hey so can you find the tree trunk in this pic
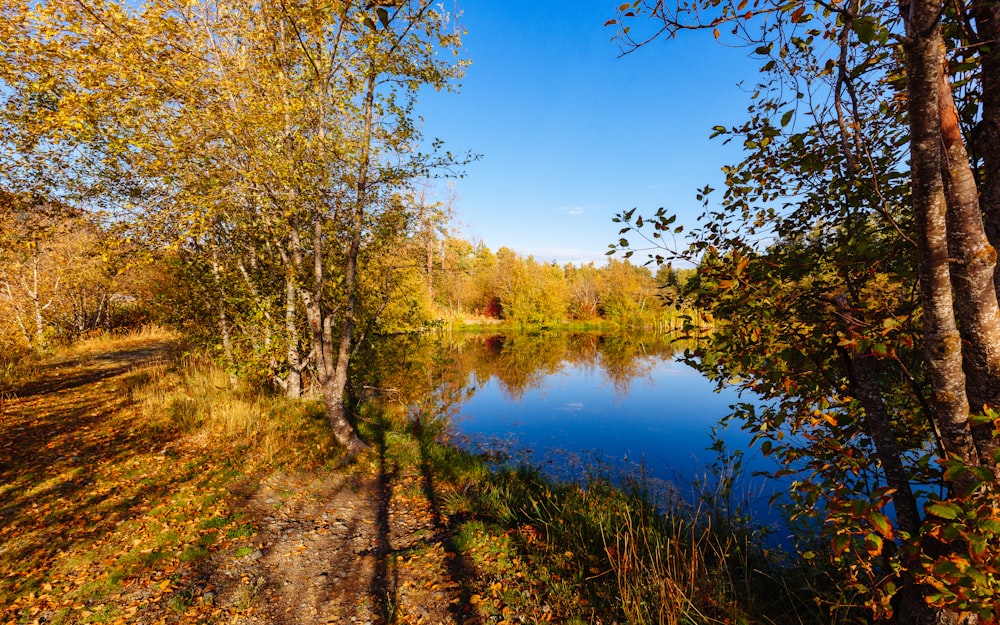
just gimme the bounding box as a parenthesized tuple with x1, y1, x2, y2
(210, 243, 237, 387)
(973, 0, 1000, 303)
(937, 64, 1000, 469)
(319, 65, 379, 457)
(284, 275, 302, 399)
(297, 223, 368, 458)
(903, 1, 981, 486)
(30, 252, 46, 349)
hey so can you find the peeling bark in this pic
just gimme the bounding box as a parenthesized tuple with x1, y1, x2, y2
(903, 4, 980, 482)
(972, 0, 1000, 302)
(938, 65, 1000, 468)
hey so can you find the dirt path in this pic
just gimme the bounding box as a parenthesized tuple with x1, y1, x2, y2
(223, 470, 478, 625)
(0, 334, 484, 625)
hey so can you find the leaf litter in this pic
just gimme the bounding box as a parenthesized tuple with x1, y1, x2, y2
(1, 334, 602, 625)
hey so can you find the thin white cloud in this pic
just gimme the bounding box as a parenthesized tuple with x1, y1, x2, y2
(514, 246, 610, 266)
(559, 206, 585, 216)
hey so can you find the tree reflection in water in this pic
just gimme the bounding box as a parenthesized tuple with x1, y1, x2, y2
(352, 331, 717, 480)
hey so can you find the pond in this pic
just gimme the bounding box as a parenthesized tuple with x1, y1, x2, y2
(364, 330, 784, 529)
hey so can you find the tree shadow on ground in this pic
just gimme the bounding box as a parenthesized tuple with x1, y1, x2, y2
(0, 341, 192, 623)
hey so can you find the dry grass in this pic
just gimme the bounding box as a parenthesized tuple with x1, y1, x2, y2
(63, 324, 179, 356)
(467, 465, 831, 625)
(134, 352, 336, 467)
(0, 326, 269, 625)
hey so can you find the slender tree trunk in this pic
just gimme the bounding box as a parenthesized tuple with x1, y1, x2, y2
(938, 65, 1000, 468)
(903, 2, 981, 485)
(973, 0, 1000, 303)
(833, 292, 928, 624)
(969, 0, 1000, 469)
(285, 275, 302, 399)
(29, 252, 45, 348)
(835, 300, 922, 534)
(209, 244, 237, 386)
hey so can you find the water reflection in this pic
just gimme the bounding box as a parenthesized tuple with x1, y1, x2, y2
(357, 329, 782, 534)
(362, 331, 739, 461)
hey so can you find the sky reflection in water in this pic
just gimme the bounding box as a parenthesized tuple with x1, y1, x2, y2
(447, 349, 783, 525)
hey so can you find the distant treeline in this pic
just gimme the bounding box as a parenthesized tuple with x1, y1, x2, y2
(425, 240, 698, 328)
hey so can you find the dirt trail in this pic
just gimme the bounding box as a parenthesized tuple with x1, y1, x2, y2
(225, 470, 477, 625)
(0, 336, 482, 625)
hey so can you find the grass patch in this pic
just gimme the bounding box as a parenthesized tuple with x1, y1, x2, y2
(234, 545, 255, 558)
(178, 547, 210, 563)
(0, 342, 37, 392)
(226, 524, 255, 540)
(136, 355, 336, 466)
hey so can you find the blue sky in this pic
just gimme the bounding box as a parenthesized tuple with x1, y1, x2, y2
(416, 1, 761, 265)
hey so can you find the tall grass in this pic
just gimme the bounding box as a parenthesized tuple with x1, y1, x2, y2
(467, 464, 840, 625)
(63, 323, 178, 355)
(133, 352, 336, 468)
(0, 343, 35, 395)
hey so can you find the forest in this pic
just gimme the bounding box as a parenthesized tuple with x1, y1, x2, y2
(3, 0, 1000, 624)
(0, 200, 696, 373)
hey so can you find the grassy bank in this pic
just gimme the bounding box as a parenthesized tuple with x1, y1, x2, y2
(435, 311, 712, 335)
(1, 329, 845, 624)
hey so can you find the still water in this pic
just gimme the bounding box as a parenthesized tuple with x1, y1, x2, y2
(372, 331, 782, 524)
(455, 357, 750, 484)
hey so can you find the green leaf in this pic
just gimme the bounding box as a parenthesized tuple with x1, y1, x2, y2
(831, 533, 851, 557)
(870, 511, 893, 539)
(865, 533, 883, 555)
(376, 7, 390, 29)
(926, 502, 961, 520)
(780, 109, 794, 127)
(853, 17, 876, 44)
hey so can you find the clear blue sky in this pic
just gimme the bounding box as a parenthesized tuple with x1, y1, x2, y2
(416, 1, 761, 266)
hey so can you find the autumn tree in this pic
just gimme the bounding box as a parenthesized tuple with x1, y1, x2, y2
(0, 0, 468, 456)
(610, 0, 1000, 620)
(565, 262, 602, 320)
(597, 258, 658, 324)
(0, 191, 118, 349)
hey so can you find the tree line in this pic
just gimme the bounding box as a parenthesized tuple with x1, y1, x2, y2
(0, 190, 695, 368)
(424, 239, 697, 327)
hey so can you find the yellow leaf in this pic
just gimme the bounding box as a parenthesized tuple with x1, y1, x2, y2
(469, 594, 482, 605)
